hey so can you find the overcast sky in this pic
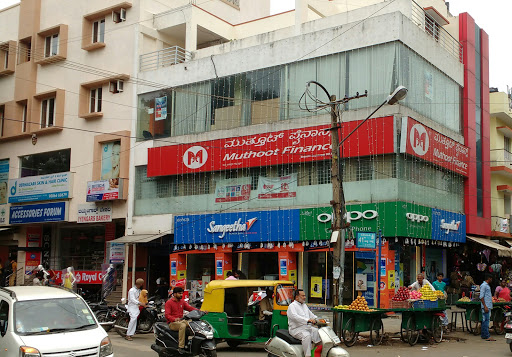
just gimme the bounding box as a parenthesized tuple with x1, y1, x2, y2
(0, 0, 509, 92)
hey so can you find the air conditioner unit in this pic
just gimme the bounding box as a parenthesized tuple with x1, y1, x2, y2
(112, 11, 120, 23)
(117, 80, 124, 93)
(120, 8, 126, 21)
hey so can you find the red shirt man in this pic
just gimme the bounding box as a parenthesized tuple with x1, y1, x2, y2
(165, 287, 197, 353)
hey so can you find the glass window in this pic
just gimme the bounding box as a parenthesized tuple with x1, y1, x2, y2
(0, 105, 4, 136)
(14, 298, 96, 334)
(92, 19, 105, 43)
(20, 149, 70, 177)
(276, 285, 294, 306)
(44, 33, 59, 57)
(41, 97, 55, 128)
(59, 225, 106, 270)
(90, 87, 102, 113)
(0, 300, 8, 328)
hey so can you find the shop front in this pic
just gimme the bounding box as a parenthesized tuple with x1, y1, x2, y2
(171, 209, 301, 298)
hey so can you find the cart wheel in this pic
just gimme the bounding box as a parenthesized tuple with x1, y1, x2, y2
(400, 322, 408, 343)
(406, 316, 419, 346)
(432, 316, 443, 343)
(370, 317, 384, 346)
(342, 318, 358, 347)
(493, 308, 505, 335)
(468, 309, 481, 336)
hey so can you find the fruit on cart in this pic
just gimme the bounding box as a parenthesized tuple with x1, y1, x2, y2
(434, 290, 445, 299)
(410, 290, 422, 299)
(492, 297, 499, 303)
(419, 285, 437, 301)
(458, 296, 471, 302)
(499, 298, 507, 302)
(347, 296, 372, 311)
(392, 287, 410, 301)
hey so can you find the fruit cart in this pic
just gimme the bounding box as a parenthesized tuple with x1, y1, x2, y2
(455, 300, 509, 335)
(332, 307, 390, 347)
(391, 306, 446, 346)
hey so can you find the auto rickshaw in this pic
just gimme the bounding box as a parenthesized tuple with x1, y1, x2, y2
(200, 280, 295, 347)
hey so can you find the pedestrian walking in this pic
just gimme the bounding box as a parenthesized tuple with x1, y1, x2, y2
(480, 274, 495, 341)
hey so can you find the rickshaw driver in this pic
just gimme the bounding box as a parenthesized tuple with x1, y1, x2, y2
(165, 287, 198, 354)
(287, 289, 321, 357)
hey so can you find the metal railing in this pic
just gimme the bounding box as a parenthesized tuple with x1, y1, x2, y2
(411, 0, 463, 63)
(139, 46, 192, 72)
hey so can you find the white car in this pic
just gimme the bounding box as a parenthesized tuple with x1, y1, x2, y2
(0, 286, 113, 357)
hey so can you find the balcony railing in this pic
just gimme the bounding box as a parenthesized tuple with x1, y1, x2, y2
(411, 0, 463, 63)
(491, 149, 512, 167)
(139, 46, 192, 72)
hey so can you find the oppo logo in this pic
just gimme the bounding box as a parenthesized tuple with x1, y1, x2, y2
(317, 210, 378, 224)
(406, 213, 429, 222)
(183, 146, 208, 169)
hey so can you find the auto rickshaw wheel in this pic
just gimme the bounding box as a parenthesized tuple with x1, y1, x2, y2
(226, 340, 241, 348)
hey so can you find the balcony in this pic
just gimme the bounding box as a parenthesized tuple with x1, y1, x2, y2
(139, 46, 192, 72)
(491, 149, 512, 178)
(411, 0, 462, 63)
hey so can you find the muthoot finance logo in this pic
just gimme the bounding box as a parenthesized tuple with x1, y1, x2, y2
(410, 124, 429, 156)
(183, 146, 208, 169)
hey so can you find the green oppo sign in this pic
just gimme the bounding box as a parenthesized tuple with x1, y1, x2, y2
(299, 201, 432, 241)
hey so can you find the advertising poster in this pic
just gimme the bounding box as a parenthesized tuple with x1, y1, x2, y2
(356, 232, 376, 249)
(0, 159, 8, 205)
(10, 202, 68, 224)
(8, 172, 72, 203)
(310, 276, 322, 298)
(155, 96, 167, 121)
(216, 260, 223, 276)
(355, 273, 367, 291)
(214, 177, 251, 203)
(86, 179, 122, 201)
(381, 258, 386, 277)
(171, 261, 177, 276)
(280, 259, 288, 276)
(101, 141, 121, 180)
(388, 270, 396, 289)
(257, 174, 297, 199)
(109, 242, 125, 264)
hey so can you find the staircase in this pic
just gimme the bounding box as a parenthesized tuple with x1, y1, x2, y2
(105, 286, 124, 306)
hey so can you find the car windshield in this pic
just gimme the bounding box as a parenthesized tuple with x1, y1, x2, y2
(14, 297, 96, 335)
(276, 285, 294, 306)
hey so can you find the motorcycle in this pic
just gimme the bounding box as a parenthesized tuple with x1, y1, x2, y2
(95, 305, 118, 332)
(114, 299, 163, 337)
(503, 307, 512, 352)
(151, 310, 216, 357)
(265, 321, 350, 357)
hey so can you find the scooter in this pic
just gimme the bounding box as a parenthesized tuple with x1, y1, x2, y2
(151, 310, 216, 357)
(503, 307, 512, 352)
(265, 321, 350, 357)
(114, 299, 162, 337)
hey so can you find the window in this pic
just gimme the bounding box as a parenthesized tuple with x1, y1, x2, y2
(0, 105, 4, 136)
(109, 80, 123, 94)
(20, 149, 71, 177)
(0, 300, 8, 329)
(21, 103, 28, 133)
(44, 34, 59, 57)
(1, 46, 8, 69)
(90, 87, 102, 113)
(316, 161, 331, 185)
(112, 8, 126, 23)
(505, 137, 512, 163)
(18, 37, 31, 64)
(40, 98, 55, 128)
(356, 159, 373, 181)
(505, 194, 511, 216)
(92, 19, 105, 44)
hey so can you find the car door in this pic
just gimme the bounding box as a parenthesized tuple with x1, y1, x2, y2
(0, 298, 18, 357)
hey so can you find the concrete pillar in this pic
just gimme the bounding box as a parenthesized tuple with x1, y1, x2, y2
(131, 243, 136, 288)
(185, 20, 197, 53)
(295, 0, 308, 35)
(122, 243, 129, 299)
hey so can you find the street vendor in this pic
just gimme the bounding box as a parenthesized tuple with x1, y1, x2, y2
(494, 278, 511, 302)
(408, 273, 434, 291)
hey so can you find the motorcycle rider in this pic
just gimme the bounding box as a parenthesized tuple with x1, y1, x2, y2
(165, 287, 198, 354)
(126, 278, 147, 341)
(287, 289, 322, 357)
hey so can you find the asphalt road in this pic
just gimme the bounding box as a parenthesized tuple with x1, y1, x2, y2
(109, 330, 512, 357)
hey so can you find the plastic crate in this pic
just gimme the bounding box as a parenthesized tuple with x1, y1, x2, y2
(423, 300, 438, 309)
(412, 300, 426, 309)
(390, 300, 410, 309)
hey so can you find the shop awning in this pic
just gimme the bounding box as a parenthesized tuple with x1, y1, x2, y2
(505, 240, 512, 248)
(467, 236, 512, 257)
(110, 233, 166, 244)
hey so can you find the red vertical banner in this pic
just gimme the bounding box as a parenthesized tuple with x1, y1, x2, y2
(25, 226, 42, 274)
(170, 253, 187, 288)
(278, 251, 297, 283)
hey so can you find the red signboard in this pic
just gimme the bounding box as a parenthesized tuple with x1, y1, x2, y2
(400, 117, 469, 176)
(54, 270, 104, 285)
(148, 116, 395, 177)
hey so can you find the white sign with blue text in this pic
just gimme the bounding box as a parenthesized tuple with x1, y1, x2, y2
(8, 172, 73, 203)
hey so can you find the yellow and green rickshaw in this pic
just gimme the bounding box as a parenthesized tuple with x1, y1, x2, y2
(200, 279, 295, 347)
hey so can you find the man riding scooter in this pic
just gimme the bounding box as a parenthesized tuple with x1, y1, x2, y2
(165, 287, 198, 354)
(287, 289, 322, 357)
